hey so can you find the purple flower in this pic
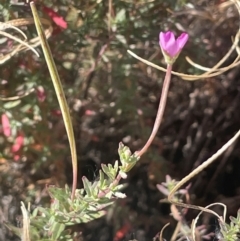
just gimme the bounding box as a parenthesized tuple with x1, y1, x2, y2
(159, 31, 188, 64)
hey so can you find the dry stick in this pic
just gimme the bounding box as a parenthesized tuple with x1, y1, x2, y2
(0, 18, 52, 64)
(108, 0, 112, 34)
(170, 221, 181, 241)
(166, 129, 240, 216)
(191, 202, 227, 241)
(0, 30, 39, 58)
(127, 49, 240, 81)
(137, 64, 172, 157)
(186, 31, 240, 73)
(0, 88, 35, 101)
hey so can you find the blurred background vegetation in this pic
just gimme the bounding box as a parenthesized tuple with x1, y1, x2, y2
(1, 0, 240, 240)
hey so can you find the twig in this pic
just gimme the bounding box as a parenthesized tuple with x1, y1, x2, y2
(166, 129, 240, 215)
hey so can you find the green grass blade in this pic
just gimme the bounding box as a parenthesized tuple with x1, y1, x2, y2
(30, 2, 78, 200)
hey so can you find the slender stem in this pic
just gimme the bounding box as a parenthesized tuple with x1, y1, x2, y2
(83, 62, 172, 198)
(137, 64, 172, 157)
(97, 65, 172, 198)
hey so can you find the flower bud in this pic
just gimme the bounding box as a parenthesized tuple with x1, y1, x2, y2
(159, 31, 189, 64)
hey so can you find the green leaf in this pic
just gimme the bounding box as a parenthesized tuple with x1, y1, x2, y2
(30, 1, 78, 201)
(51, 222, 65, 240)
(114, 161, 118, 172)
(3, 100, 21, 109)
(4, 222, 22, 238)
(101, 163, 109, 175)
(120, 161, 136, 172)
(118, 143, 139, 172)
(91, 181, 99, 197)
(108, 164, 117, 179)
(82, 176, 92, 196)
(116, 34, 127, 45)
(115, 9, 126, 23)
(80, 210, 105, 223)
(101, 164, 113, 180)
(99, 170, 105, 189)
(113, 184, 126, 191)
(101, 163, 117, 180)
(118, 142, 131, 163)
(48, 187, 68, 202)
(48, 187, 71, 211)
(20, 104, 32, 112)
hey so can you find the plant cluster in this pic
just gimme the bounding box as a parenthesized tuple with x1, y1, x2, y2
(5, 143, 138, 240)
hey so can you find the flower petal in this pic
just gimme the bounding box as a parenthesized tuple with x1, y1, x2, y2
(159, 30, 189, 64)
(159, 31, 175, 51)
(42, 6, 67, 29)
(176, 33, 189, 50)
(159, 31, 179, 57)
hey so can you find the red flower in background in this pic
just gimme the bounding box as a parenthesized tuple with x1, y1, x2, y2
(11, 133, 24, 153)
(114, 223, 132, 241)
(42, 6, 67, 29)
(11, 132, 24, 161)
(36, 86, 47, 103)
(1, 113, 11, 137)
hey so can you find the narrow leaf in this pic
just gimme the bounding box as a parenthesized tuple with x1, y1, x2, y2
(3, 100, 21, 109)
(30, 2, 78, 199)
(82, 176, 92, 196)
(51, 222, 65, 240)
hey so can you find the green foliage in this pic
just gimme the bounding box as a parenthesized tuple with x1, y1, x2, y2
(2, 1, 240, 241)
(5, 143, 139, 240)
(219, 210, 240, 241)
(118, 142, 139, 173)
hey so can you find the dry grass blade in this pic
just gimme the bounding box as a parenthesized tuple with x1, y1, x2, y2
(184, 30, 240, 77)
(170, 222, 181, 241)
(191, 203, 226, 241)
(0, 88, 35, 101)
(128, 45, 240, 81)
(0, 30, 39, 60)
(159, 223, 170, 241)
(20, 202, 31, 241)
(0, 18, 53, 64)
(166, 129, 240, 216)
(0, 22, 27, 39)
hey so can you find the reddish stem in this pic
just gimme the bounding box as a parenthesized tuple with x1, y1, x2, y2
(137, 64, 172, 157)
(97, 64, 172, 199)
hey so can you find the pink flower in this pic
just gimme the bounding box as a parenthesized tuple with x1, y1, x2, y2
(1, 113, 11, 137)
(51, 109, 62, 116)
(13, 154, 20, 161)
(36, 86, 46, 103)
(159, 31, 188, 64)
(84, 110, 96, 116)
(11, 133, 24, 153)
